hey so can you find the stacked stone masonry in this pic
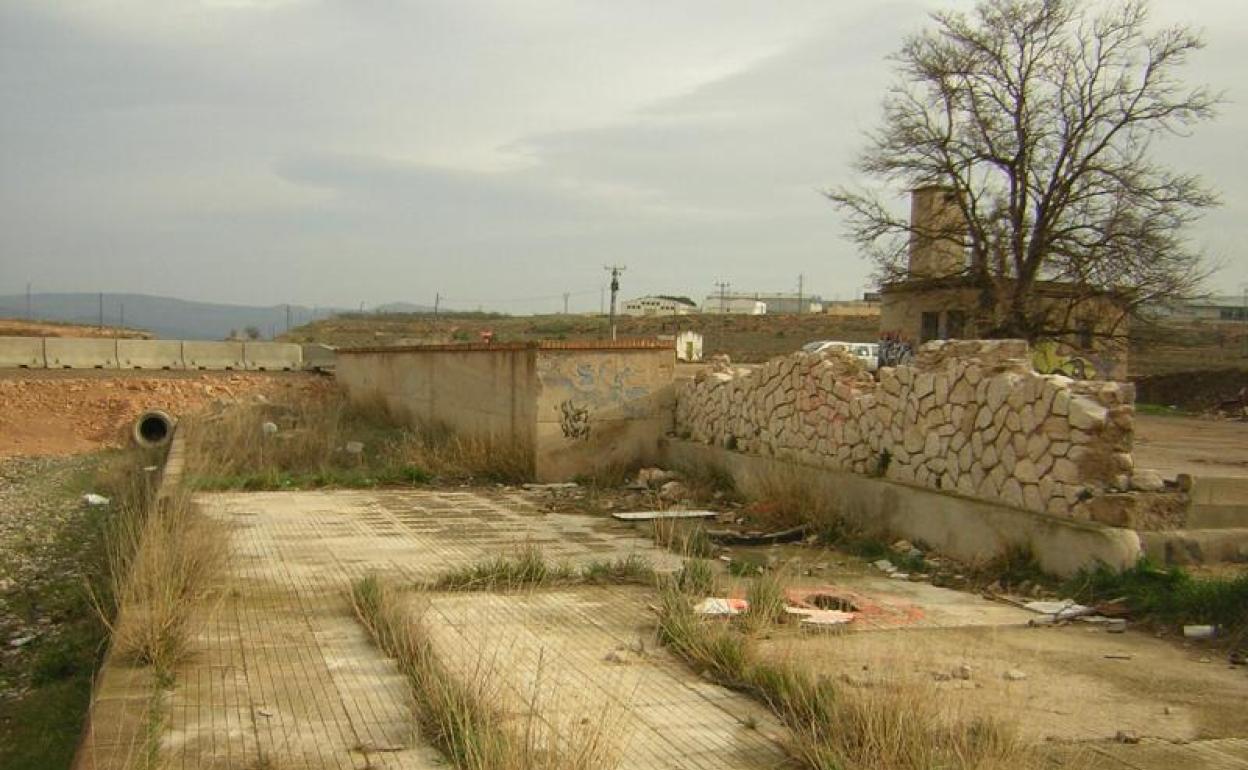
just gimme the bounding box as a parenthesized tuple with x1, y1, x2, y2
(676, 340, 1137, 519)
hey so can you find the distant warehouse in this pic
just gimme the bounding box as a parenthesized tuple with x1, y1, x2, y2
(620, 295, 698, 317)
(701, 292, 822, 315)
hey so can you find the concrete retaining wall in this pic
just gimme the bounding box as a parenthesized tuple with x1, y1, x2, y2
(117, 339, 184, 369)
(336, 341, 675, 480)
(534, 348, 675, 480)
(44, 338, 118, 368)
(183, 341, 245, 370)
(337, 345, 539, 457)
(243, 342, 303, 371)
(0, 337, 46, 367)
(664, 439, 1142, 577)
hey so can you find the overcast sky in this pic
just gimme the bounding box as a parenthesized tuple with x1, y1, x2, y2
(1, 0, 1244, 313)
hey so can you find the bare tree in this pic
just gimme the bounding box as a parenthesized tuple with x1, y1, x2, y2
(828, 0, 1220, 341)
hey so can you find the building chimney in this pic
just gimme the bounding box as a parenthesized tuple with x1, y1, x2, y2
(908, 185, 968, 279)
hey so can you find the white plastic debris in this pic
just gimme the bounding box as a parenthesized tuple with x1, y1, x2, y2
(261, 421, 279, 436)
(1022, 600, 1093, 620)
(872, 559, 896, 573)
(694, 598, 748, 616)
(1183, 625, 1217, 640)
(82, 493, 110, 507)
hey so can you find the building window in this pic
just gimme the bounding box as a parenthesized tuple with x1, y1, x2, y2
(946, 310, 966, 339)
(920, 312, 940, 343)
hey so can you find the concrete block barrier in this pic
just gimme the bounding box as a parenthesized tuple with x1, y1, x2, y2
(243, 342, 303, 371)
(117, 339, 185, 370)
(44, 338, 118, 369)
(183, 341, 245, 370)
(0, 336, 46, 367)
(301, 343, 337, 371)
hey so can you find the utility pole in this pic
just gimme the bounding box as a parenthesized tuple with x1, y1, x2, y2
(433, 292, 441, 322)
(562, 292, 570, 315)
(285, 303, 292, 332)
(119, 303, 125, 330)
(98, 292, 104, 329)
(797, 273, 804, 315)
(25, 283, 31, 319)
(604, 265, 626, 340)
(714, 281, 731, 354)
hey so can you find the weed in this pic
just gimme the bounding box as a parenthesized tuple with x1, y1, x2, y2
(652, 578, 1044, 770)
(742, 571, 788, 631)
(674, 559, 715, 597)
(1065, 559, 1248, 633)
(350, 576, 624, 770)
(431, 546, 573, 591)
(578, 554, 655, 586)
(726, 555, 767, 577)
(649, 519, 714, 558)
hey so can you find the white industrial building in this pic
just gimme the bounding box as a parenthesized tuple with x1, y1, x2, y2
(700, 296, 768, 315)
(621, 295, 698, 317)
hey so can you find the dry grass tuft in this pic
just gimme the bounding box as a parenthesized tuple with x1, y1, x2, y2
(430, 548, 654, 592)
(101, 486, 229, 674)
(182, 390, 532, 489)
(647, 519, 714, 558)
(350, 576, 624, 770)
(653, 578, 1046, 770)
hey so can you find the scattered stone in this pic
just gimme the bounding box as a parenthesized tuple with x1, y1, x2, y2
(1129, 469, 1165, 492)
(1115, 730, 1140, 745)
(872, 559, 896, 573)
(955, 663, 973, 681)
(888, 572, 910, 580)
(1183, 625, 1217, 640)
(636, 467, 678, 488)
(1003, 669, 1027, 681)
(603, 650, 627, 665)
(344, 440, 365, 455)
(261, 421, 279, 435)
(658, 480, 689, 502)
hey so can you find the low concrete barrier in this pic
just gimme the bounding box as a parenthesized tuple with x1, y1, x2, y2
(183, 341, 245, 370)
(44, 338, 118, 369)
(664, 439, 1142, 577)
(0, 336, 45, 367)
(302, 343, 337, 371)
(117, 340, 184, 370)
(242, 342, 302, 371)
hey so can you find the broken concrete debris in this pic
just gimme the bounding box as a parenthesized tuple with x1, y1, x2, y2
(1003, 669, 1028, 681)
(694, 597, 748, 616)
(1183, 624, 1218, 640)
(611, 510, 717, 522)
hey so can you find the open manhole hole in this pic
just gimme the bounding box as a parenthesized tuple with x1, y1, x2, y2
(807, 593, 861, 613)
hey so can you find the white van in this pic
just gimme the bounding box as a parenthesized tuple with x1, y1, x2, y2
(802, 340, 879, 372)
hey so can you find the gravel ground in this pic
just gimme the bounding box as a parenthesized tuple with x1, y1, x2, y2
(0, 454, 103, 702)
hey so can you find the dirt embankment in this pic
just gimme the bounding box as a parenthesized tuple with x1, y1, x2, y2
(0, 372, 331, 458)
(0, 317, 150, 339)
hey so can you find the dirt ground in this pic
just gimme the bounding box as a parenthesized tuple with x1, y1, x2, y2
(1133, 414, 1248, 480)
(0, 318, 146, 339)
(0, 370, 331, 458)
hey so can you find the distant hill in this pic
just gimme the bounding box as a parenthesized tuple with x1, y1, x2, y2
(0, 293, 432, 341)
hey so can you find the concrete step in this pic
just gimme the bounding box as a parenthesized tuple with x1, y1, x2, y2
(1187, 503, 1248, 529)
(1183, 475, 1248, 506)
(1140, 528, 1248, 566)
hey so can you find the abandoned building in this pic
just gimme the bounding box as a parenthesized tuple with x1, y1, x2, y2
(879, 185, 1130, 379)
(702, 291, 823, 315)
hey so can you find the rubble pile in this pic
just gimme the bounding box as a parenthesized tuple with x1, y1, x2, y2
(677, 339, 1141, 518)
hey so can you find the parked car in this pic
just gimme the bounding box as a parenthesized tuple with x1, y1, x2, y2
(801, 340, 880, 371)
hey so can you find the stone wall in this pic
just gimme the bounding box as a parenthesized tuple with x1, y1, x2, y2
(675, 339, 1137, 518)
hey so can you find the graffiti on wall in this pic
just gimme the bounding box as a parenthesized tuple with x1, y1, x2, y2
(556, 399, 591, 440)
(1031, 341, 1097, 380)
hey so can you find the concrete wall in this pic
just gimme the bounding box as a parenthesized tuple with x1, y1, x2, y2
(665, 439, 1142, 577)
(242, 342, 303, 371)
(117, 339, 184, 369)
(336, 344, 539, 460)
(533, 346, 675, 481)
(335, 341, 675, 480)
(183, 341, 245, 370)
(44, 338, 118, 368)
(0, 336, 46, 367)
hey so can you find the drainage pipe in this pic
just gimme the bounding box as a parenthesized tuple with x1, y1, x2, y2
(132, 410, 175, 448)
